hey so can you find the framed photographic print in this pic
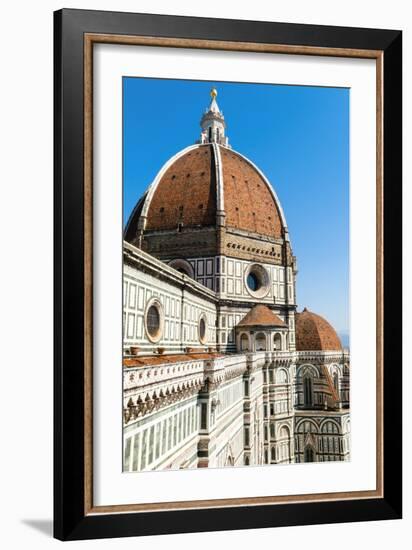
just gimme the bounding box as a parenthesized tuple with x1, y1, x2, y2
(54, 8, 402, 541)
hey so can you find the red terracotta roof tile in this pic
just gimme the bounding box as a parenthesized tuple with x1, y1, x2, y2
(136, 144, 283, 238)
(220, 147, 282, 238)
(237, 304, 286, 327)
(146, 146, 216, 230)
(123, 352, 223, 368)
(295, 308, 342, 351)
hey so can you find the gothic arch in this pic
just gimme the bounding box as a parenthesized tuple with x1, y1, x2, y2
(330, 363, 342, 375)
(277, 424, 291, 438)
(320, 419, 340, 433)
(277, 425, 291, 462)
(297, 364, 320, 379)
(296, 419, 319, 434)
(275, 368, 289, 384)
(329, 364, 342, 395)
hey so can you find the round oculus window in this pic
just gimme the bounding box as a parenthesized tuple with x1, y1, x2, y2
(244, 264, 270, 298)
(146, 305, 160, 337)
(145, 300, 164, 343)
(199, 316, 207, 344)
(247, 272, 261, 292)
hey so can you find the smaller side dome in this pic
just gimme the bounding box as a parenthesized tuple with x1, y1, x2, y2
(295, 308, 342, 351)
(238, 305, 286, 328)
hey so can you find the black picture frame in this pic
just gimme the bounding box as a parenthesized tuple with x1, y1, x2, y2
(54, 8, 402, 541)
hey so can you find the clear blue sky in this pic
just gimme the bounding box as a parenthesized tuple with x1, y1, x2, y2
(123, 77, 349, 333)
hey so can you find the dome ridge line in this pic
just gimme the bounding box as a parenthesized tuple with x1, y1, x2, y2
(212, 142, 225, 222)
(222, 145, 290, 244)
(139, 143, 202, 225)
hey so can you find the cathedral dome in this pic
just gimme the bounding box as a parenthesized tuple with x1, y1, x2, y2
(295, 308, 342, 351)
(125, 143, 286, 240)
(128, 144, 285, 238)
(124, 89, 288, 245)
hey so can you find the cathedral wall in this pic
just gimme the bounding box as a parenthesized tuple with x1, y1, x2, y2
(249, 366, 265, 466)
(263, 359, 296, 464)
(123, 244, 218, 354)
(124, 353, 250, 471)
(294, 412, 350, 463)
(217, 256, 294, 305)
(325, 361, 350, 408)
(215, 256, 296, 353)
(124, 394, 200, 471)
(150, 251, 297, 353)
(122, 245, 349, 470)
(208, 376, 245, 468)
(123, 348, 350, 470)
(294, 352, 349, 410)
(221, 232, 284, 262)
(155, 253, 295, 305)
(142, 226, 218, 261)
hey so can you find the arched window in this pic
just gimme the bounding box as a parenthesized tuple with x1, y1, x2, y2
(273, 333, 282, 350)
(271, 447, 276, 461)
(168, 259, 194, 278)
(276, 369, 288, 384)
(304, 446, 315, 462)
(322, 421, 339, 434)
(240, 333, 249, 351)
(278, 426, 291, 462)
(303, 376, 313, 407)
(255, 333, 266, 351)
(279, 426, 290, 440)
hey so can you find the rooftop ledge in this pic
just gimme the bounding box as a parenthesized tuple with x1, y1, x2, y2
(124, 352, 224, 368)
